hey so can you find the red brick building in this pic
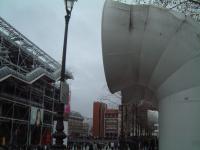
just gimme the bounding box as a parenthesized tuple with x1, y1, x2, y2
(93, 102, 107, 138)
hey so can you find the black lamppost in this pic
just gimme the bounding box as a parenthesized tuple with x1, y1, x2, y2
(51, 0, 77, 149)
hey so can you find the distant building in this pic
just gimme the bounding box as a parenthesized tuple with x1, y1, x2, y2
(82, 122, 89, 137)
(83, 117, 93, 136)
(68, 111, 84, 137)
(118, 105, 122, 137)
(104, 109, 119, 138)
(93, 101, 107, 138)
(121, 100, 156, 137)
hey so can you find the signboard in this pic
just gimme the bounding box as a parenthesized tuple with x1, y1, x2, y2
(147, 110, 158, 127)
(60, 81, 69, 104)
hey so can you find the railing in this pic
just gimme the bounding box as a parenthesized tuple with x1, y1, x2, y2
(0, 145, 51, 150)
(0, 66, 61, 83)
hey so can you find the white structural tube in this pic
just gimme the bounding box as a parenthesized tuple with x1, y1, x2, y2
(101, 0, 200, 150)
(159, 87, 200, 150)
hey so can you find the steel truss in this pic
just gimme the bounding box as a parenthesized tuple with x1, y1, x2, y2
(0, 16, 60, 73)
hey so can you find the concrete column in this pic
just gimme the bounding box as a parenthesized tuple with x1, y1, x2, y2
(159, 87, 200, 150)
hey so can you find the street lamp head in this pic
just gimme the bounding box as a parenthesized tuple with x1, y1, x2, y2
(64, 0, 77, 14)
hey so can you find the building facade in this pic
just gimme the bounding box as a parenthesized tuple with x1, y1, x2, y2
(68, 111, 84, 137)
(83, 117, 93, 136)
(82, 122, 89, 137)
(92, 101, 107, 138)
(104, 109, 119, 138)
(121, 100, 156, 138)
(0, 17, 71, 146)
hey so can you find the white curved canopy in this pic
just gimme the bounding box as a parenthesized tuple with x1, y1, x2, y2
(102, 1, 200, 149)
(102, 0, 200, 101)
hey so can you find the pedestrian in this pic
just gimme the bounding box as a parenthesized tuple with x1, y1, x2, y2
(110, 142, 114, 150)
(89, 143, 93, 150)
(114, 141, 118, 150)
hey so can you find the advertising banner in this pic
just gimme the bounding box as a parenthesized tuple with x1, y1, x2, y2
(30, 106, 44, 125)
(60, 81, 69, 104)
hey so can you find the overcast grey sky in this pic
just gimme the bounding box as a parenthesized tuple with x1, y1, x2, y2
(0, 0, 119, 117)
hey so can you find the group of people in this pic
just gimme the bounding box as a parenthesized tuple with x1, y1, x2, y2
(0, 135, 158, 150)
(66, 136, 158, 150)
(67, 141, 119, 150)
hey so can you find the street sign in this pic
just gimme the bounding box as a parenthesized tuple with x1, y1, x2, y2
(60, 81, 69, 104)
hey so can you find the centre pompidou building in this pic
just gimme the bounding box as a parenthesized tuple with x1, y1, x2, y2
(0, 16, 72, 147)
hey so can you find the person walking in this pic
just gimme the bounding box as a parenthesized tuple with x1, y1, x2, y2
(89, 143, 93, 150)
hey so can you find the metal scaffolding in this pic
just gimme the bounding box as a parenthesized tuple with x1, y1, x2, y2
(0, 16, 60, 72)
(0, 16, 71, 147)
(0, 77, 59, 146)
